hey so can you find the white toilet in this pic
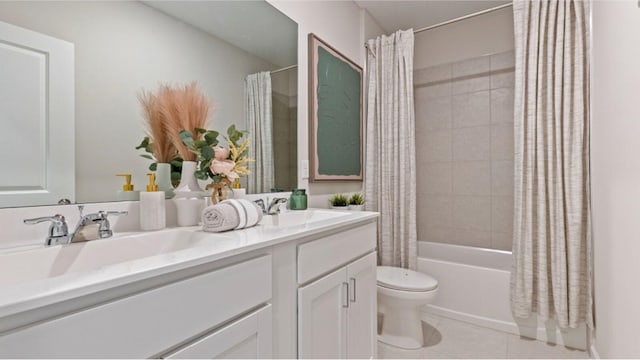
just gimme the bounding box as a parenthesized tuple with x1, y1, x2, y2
(377, 266, 438, 349)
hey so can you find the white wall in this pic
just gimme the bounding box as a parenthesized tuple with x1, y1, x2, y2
(0, 1, 274, 203)
(267, 0, 365, 205)
(591, 0, 640, 357)
(414, 7, 514, 69)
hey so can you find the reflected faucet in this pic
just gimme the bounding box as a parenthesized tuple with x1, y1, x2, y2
(254, 197, 288, 215)
(267, 198, 288, 215)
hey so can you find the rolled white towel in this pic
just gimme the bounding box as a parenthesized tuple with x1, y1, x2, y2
(222, 199, 247, 229)
(237, 199, 263, 227)
(202, 203, 240, 233)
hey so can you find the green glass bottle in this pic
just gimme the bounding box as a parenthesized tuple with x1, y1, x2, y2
(289, 189, 308, 210)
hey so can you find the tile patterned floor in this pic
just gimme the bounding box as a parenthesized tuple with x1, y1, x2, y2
(377, 314, 590, 359)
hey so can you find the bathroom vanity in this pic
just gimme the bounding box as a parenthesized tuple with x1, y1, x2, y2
(0, 209, 378, 358)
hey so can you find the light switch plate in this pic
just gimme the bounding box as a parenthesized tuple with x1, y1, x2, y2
(301, 160, 309, 179)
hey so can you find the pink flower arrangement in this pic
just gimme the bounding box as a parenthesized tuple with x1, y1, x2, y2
(210, 157, 239, 181)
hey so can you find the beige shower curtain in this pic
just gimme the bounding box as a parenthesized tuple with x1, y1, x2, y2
(364, 30, 417, 269)
(245, 72, 274, 193)
(511, 0, 592, 328)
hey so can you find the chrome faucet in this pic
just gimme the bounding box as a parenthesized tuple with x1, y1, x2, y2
(253, 197, 288, 215)
(71, 206, 128, 242)
(24, 206, 128, 246)
(23, 214, 71, 246)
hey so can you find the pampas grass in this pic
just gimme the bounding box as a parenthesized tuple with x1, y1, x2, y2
(158, 82, 212, 161)
(138, 90, 176, 163)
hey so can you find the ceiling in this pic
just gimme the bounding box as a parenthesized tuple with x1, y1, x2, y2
(142, 1, 297, 68)
(355, 0, 511, 34)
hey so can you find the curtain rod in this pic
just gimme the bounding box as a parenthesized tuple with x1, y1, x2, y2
(414, 3, 512, 34)
(364, 2, 512, 48)
(270, 64, 297, 75)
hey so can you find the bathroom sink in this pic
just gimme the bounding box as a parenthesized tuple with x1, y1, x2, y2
(259, 209, 351, 227)
(0, 229, 228, 286)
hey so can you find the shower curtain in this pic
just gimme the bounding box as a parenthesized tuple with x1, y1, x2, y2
(364, 30, 417, 269)
(245, 72, 274, 193)
(511, 0, 593, 329)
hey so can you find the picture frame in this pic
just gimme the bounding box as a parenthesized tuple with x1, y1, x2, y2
(308, 33, 363, 182)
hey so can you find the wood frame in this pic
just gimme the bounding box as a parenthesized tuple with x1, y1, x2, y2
(308, 33, 363, 182)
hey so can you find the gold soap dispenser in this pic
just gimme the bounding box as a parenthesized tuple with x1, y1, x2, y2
(139, 173, 166, 231)
(116, 174, 140, 201)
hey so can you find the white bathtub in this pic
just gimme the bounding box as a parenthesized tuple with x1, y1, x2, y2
(417, 241, 587, 350)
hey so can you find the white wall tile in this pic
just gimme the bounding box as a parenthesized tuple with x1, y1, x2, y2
(453, 126, 491, 161)
(453, 195, 491, 231)
(419, 195, 453, 229)
(419, 130, 453, 162)
(417, 96, 452, 132)
(490, 50, 515, 71)
(491, 123, 515, 160)
(491, 88, 515, 124)
(453, 91, 491, 128)
(415, 63, 452, 84)
(453, 55, 491, 77)
(419, 162, 452, 195)
(492, 160, 514, 196)
(492, 195, 514, 234)
(453, 161, 491, 196)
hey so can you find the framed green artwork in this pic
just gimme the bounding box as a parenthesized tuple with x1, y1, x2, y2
(308, 33, 363, 181)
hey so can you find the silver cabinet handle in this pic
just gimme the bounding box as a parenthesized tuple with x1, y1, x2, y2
(342, 282, 349, 308)
(349, 277, 356, 303)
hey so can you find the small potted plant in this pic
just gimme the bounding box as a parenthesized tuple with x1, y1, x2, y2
(329, 194, 349, 210)
(348, 193, 365, 211)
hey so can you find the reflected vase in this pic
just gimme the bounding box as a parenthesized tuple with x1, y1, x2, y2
(156, 163, 175, 199)
(173, 160, 204, 226)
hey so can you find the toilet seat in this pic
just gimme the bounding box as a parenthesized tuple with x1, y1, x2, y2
(377, 266, 438, 292)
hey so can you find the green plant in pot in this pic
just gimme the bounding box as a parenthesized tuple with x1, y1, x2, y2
(329, 194, 349, 209)
(348, 193, 365, 211)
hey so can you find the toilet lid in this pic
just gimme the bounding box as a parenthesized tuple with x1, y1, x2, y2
(377, 266, 438, 292)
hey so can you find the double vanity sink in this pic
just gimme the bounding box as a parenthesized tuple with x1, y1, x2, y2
(0, 208, 378, 358)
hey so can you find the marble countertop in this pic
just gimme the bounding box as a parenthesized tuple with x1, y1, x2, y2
(0, 209, 378, 328)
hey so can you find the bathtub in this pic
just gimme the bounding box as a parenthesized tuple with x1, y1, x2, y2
(417, 241, 587, 350)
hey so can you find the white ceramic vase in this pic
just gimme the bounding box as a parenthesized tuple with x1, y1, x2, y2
(348, 204, 364, 211)
(173, 160, 204, 226)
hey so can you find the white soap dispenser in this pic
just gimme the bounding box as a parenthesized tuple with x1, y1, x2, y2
(140, 173, 166, 231)
(116, 174, 140, 201)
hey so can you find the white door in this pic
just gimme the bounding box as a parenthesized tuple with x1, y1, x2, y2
(298, 267, 348, 359)
(0, 20, 74, 207)
(166, 305, 272, 359)
(346, 252, 377, 359)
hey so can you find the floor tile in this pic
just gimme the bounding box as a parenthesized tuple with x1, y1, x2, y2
(422, 317, 508, 358)
(506, 334, 589, 359)
(377, 314, 589, 359)
(377, 342, 424, 359)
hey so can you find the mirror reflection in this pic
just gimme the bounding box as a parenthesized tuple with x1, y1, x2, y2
(0, 0, 297, 207)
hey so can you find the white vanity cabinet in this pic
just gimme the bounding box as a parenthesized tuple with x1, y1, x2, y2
(0, 255, 273, 358)
(297, 224, 377, 359)
(165, 304, 272, 359)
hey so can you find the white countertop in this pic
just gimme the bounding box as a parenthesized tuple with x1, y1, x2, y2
(0, 209, 378, 329)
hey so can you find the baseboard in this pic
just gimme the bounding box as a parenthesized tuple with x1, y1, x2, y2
(423, 305, 587, 350)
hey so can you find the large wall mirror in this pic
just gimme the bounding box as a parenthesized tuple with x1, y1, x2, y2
(0, 0, 298, 208)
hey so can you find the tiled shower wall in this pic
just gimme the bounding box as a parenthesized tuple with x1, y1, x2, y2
(272, 71, 298, 191)
(414, 51, 515, 251)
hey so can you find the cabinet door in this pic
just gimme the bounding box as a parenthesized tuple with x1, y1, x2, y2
(346, 252, 377, 359)
(166, 305, 272, 359)
(298, 267, 348, 359)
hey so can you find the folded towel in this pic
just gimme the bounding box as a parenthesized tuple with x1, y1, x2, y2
(202, 203, 240, 233)
(237, 199, 263, 227)
(223, 199, 247, 229)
